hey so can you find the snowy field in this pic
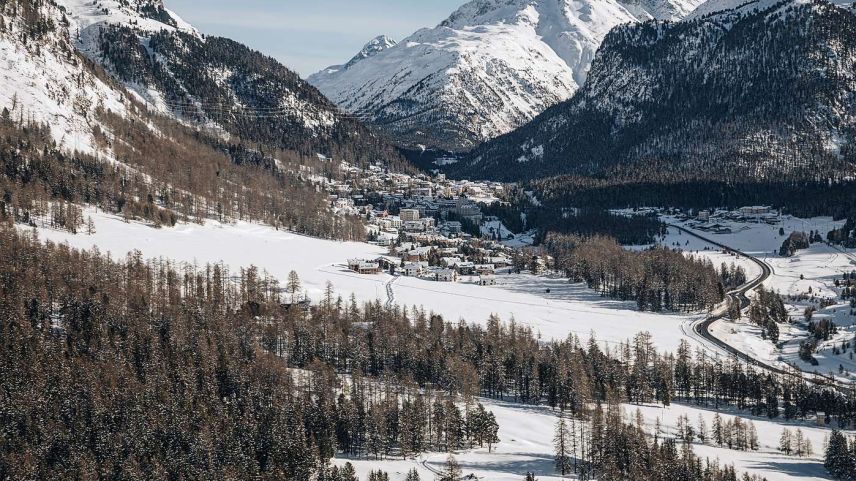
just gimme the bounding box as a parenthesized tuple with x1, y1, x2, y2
(661, 214, 856, 384)
(29, 208, 704, 352)
(336, 397, 845, 481)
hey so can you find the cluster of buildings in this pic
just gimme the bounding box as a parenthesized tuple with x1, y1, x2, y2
(306, 160, 546, 285)
(345, 237, 519, 286)
(319, 162, 519, 247)
(686, 206, 780, 233)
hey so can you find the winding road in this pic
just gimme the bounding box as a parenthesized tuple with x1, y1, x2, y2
(668, 224, 847, 392)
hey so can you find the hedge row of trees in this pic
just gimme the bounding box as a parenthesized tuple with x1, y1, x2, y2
(553, 407, 768, 481)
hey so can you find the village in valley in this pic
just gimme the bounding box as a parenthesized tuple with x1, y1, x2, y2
(316, 160, 545, 285)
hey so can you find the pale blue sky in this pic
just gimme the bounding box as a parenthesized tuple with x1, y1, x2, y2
(166, 0, 465, 77)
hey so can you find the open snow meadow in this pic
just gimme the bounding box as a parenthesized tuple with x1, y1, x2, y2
(335, 398, 839, 481)
(31, 208, 704, 352)
(658, 214, 856, 385)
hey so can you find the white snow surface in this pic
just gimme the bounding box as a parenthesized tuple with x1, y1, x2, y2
(0, 0, 198, 156)
(30, 208, 710, 353)
(60, 0, 197, 36)
(0, 2, 129, 156)
(662, 214, 856, 384)
(308, 0, 704, 149)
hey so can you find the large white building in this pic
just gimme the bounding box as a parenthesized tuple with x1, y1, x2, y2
(400, 208, 421, 222)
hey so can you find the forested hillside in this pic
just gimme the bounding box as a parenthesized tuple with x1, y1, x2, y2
(94, 26, 407, 167)
(0, 0, 415, 240)
(0, 107, 366, 239)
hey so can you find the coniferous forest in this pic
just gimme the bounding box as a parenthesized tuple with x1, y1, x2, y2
(2, 227, 854, 479)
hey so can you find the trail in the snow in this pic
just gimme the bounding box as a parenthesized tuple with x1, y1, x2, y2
(385, 276, 399, 309)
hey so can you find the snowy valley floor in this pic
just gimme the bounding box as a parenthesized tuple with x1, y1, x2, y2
(24, 208, 856, 480)
(31, 208, 704, 352)
(658, 216, 856, 385)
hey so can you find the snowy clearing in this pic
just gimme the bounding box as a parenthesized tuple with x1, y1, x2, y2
(336, 397, 846, 481)
(30, 208, 706, 352)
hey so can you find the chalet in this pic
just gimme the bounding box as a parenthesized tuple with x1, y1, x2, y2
(455, 261, 476, 275)
(347, 259, 381, 275)
(490, 256, 511, 267)
(403, 263, 424, 277)
(403, 220, 426, 232)
(440, 257, 463, 268)
(436, 269, 458, 283)
(405, 247, 432, 262)
(375, 256, 399, 271)
(475, 264, 496, 275)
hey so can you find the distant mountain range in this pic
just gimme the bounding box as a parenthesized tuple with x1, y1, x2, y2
(447, 0, 856, 186)
(308, 0, 705, 152)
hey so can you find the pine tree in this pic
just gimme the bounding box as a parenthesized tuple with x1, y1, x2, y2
(404, 468, 420, 481)
(697, 414, 707, 444)
(524, 472, 537, 481)
(795, 429, 805, 457)
(554, 414, 573, 476)
(712, 413, 723, 447)
(485, 411, 500, 452)
(339, 462, 359, 481)
(287, 270, 301, 303)
(779, 428, 793, 455)
(824, 431, 852, 478)
(748, 421, 759, 451)
(440, 454, 462, 481)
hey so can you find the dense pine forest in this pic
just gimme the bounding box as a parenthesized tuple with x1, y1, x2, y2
(529, 177, 856, 221)
(444, 0, 856, 220)
(1, 227, 853, 479)
(452, 0, 856, 184)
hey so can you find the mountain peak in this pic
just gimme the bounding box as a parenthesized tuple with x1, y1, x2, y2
(308, 0, 704, 151)
(345, 35, 397, 69)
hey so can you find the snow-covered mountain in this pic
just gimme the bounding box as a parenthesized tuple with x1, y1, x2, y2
(0, 0, 403, 165)
(317, 35, 397, 76)
(308, 0, 705, 151)
(448, 0, 856, 183)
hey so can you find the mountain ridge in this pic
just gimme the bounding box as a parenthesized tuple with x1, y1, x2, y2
(447, 0, 856, 185)
(308, 0, 705, 152)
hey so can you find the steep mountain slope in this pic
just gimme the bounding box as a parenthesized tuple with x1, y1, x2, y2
(0, 0, 387, 240)
(0, 0, 405, 166)
(59, 0, 403, 165)
(308, 0, 704, 152)
(450, 0, 856, 184)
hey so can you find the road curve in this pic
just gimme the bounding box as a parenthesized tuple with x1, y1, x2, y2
(667, 224, 846, 391)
